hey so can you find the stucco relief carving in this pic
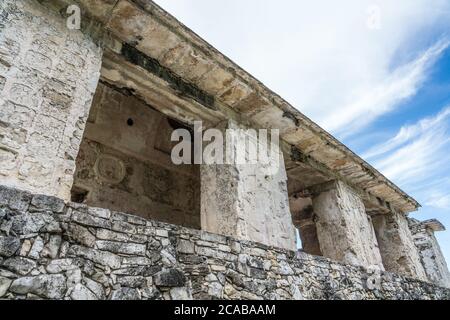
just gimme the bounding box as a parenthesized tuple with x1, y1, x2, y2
(94, 154, 126, 184)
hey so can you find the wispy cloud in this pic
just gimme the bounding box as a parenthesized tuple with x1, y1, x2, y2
(327, 39, 450, 137)
(426, 193, 450, 210)
(363, 105, 450, 208)
(363, 105, 450, 159)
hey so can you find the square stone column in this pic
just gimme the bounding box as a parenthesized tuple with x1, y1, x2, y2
(200, 121, 297, 251)
(0, 0, 102, 200)
(409, 219, 450, 287)
(311, 181, 385, 270)
(290, 196, 322, 256)
(372, 212, 427, 280)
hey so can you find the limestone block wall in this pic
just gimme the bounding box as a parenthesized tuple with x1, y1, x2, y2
(1, 185, 449, 300)
(0, 0, 102, 201)
(73, 83, 200, 229)
(312, 181, 384, 270)
(409, 219, 450, 288)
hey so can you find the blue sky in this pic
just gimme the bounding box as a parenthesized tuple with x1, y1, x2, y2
(154, 0, 450, 263)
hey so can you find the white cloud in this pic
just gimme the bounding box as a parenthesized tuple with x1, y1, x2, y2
(363, 106, 450, 160)
(426, 193, 450, 210)
(325, 39, 449, 137)
(363, 106, 450, 208)
(155, 0, 450, 137)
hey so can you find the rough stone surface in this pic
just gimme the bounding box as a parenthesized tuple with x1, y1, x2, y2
(312, 181, 384, 270)
(0, 276, 12, 297)
(373, 211, 428, 281)
(0, 186, 449, 300)
(154, 269, 186, 288)
(9, 274, 66, 299)
(70, 283, 98, 300)
(0, 236, 21, 257)
(0, 0, 102, 201)
(111, 287, 141, 300)
(201, 120, 297, 251)
(409, 219, 450, 288)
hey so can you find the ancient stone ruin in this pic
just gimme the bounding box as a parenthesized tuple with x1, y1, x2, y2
(0, 0, 449, 300)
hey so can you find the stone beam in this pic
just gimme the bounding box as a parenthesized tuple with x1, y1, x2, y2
(286, 146, 393, 216)
(100, 50, 227, 129)
(420, 219, 446, 232)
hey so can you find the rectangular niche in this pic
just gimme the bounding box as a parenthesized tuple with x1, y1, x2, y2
(71, 82, 200, 229)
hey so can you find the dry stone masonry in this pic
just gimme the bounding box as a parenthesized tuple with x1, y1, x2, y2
(1, 0, 450, 299)
(1, 186, 449, 300)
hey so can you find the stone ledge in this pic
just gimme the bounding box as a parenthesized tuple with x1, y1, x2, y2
(0, 185, 449, 300)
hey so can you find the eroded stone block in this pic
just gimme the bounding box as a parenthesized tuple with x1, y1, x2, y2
(10, 274, 66, 299)
(312, 181, 384, 270)
(154, 269, 186, 287)
(372, 212, 427, 281)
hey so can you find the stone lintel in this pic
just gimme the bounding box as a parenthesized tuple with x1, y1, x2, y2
(421, 219, 446, 233)
(293, 179, 392, 216)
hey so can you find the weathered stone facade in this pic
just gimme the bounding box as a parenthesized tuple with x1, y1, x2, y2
(201, 120, 297, 251)
(409, 219, 450, 288)
(1, 0, 449, 300)
(311, 181, 384, 270)
(1, 186, 449, 300)
(372, 211, 427, 281)
(0, 0, 102, 200)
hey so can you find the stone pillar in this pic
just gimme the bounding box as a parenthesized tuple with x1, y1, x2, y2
(372, 211, 427, 280)
(200, 121, 297, 251)
(0, 0, 102, 200)
(409, 219, 450, 288)
(290, 196, 322, 256)
(311, 181, 384, 270)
